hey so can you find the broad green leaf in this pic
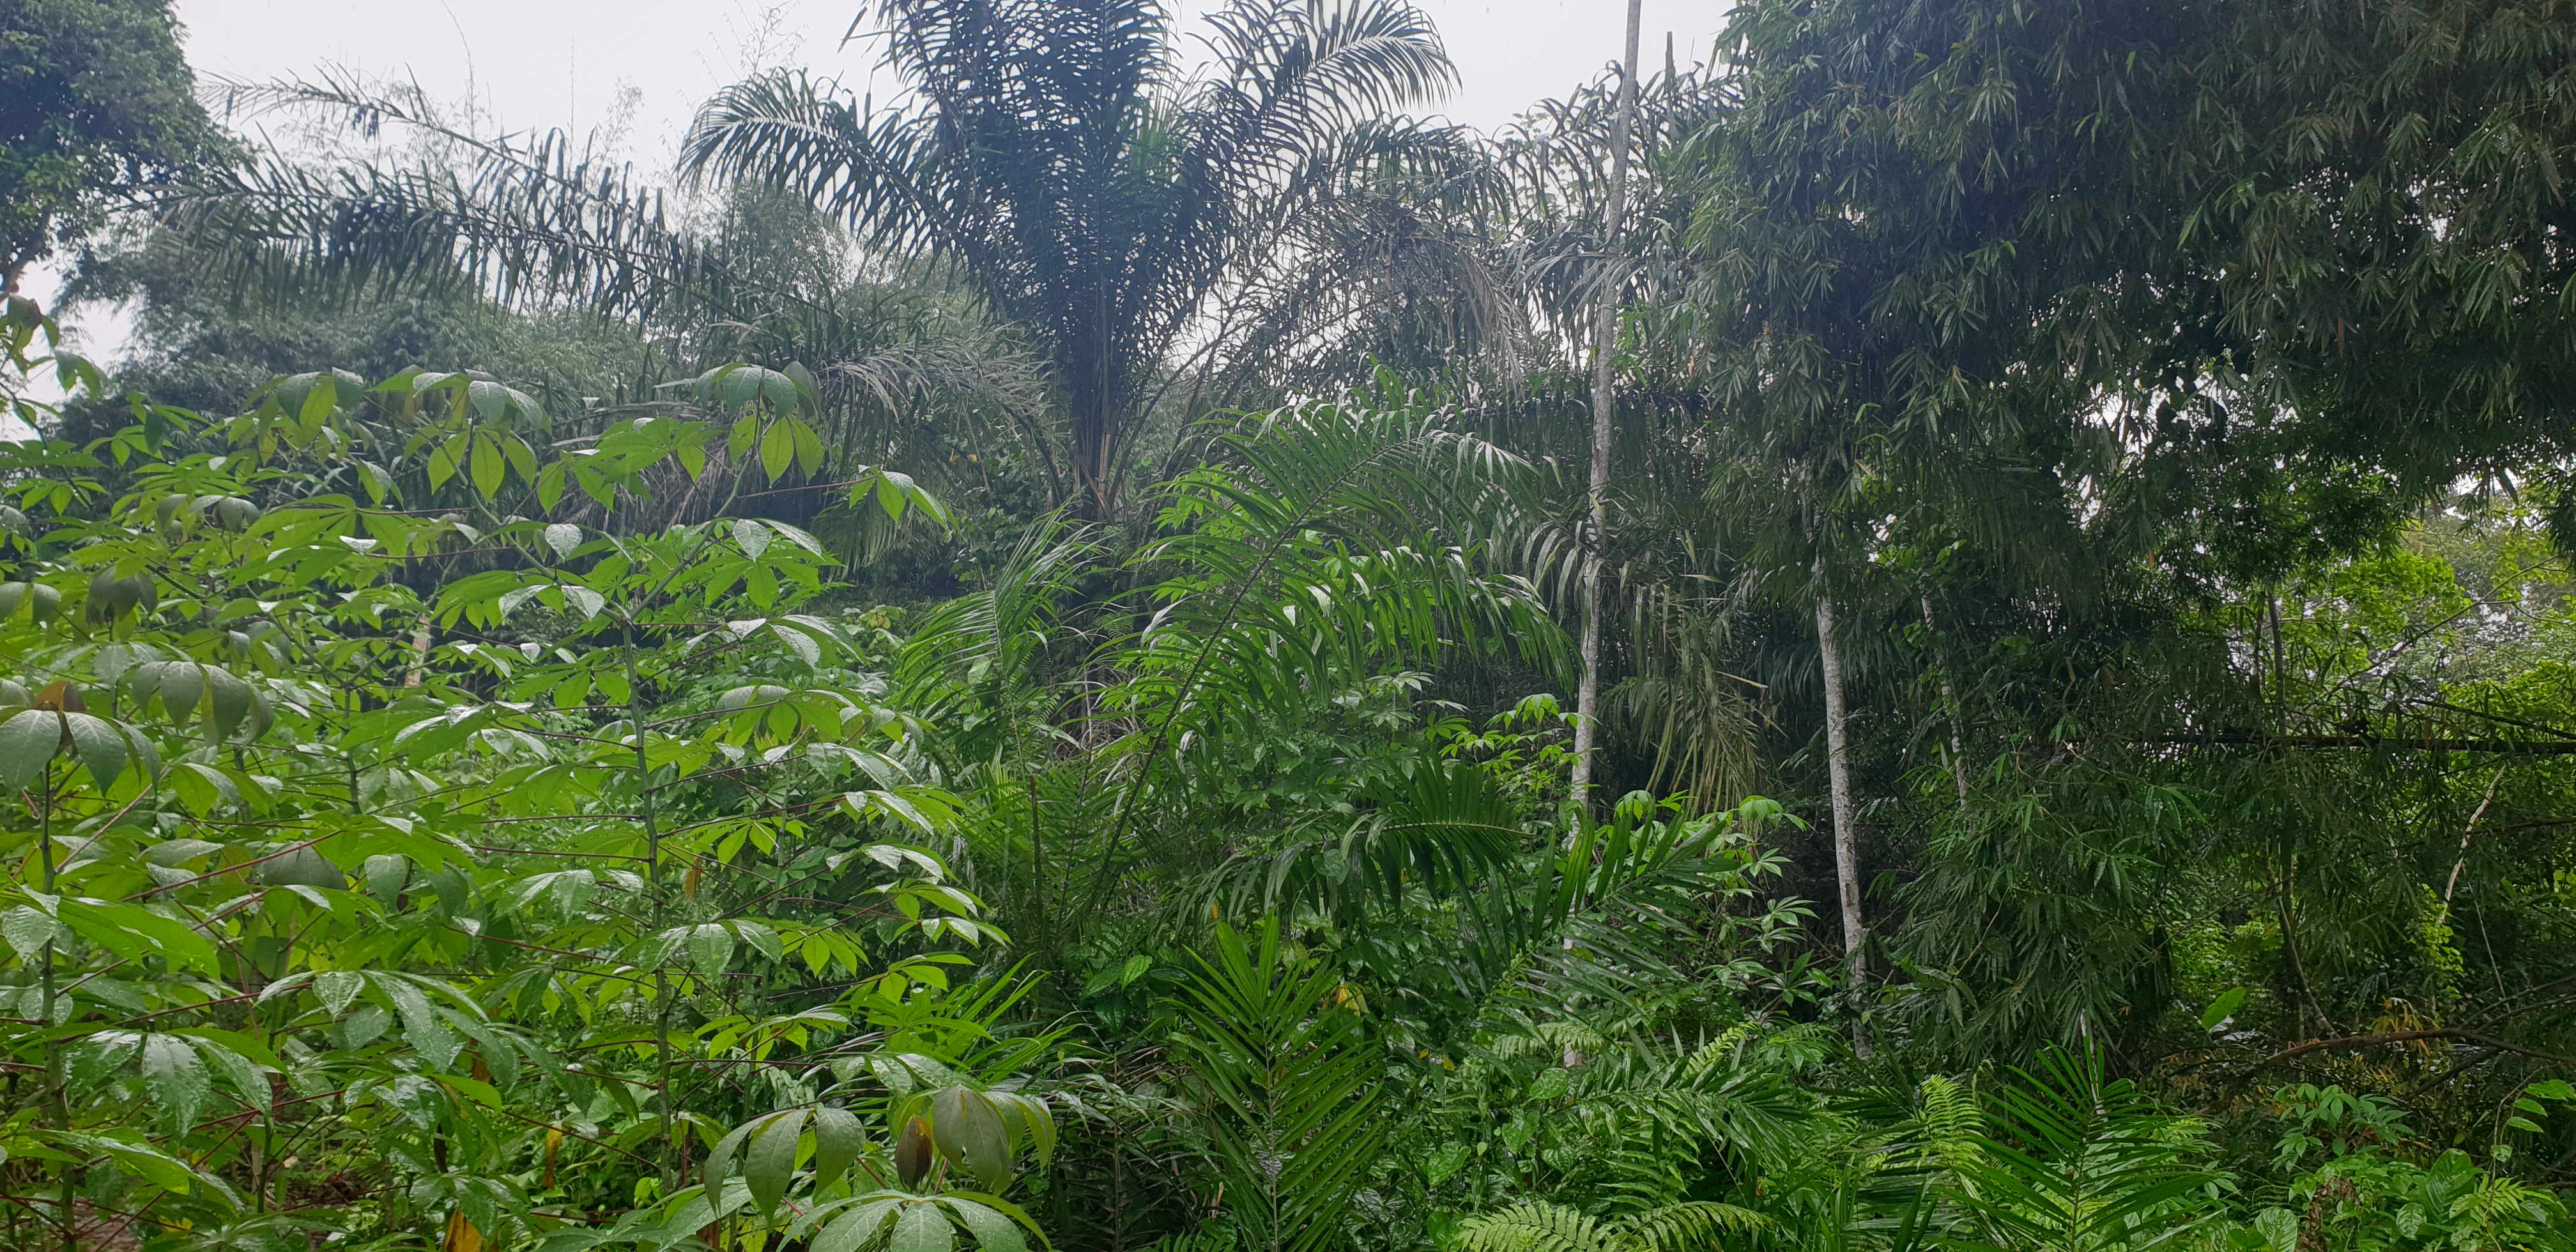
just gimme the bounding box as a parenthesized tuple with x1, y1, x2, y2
(770, 623, 823, 668)
(2200, 987, 2246, 1033)
(813, 1200, 902, 1252)
(56, 897, 217, 973)
(206, 669, 252, 743)
(811, 1106, 866, 1188)
(342, 1004, 391, 1048)
(364, 854, 409, 901)
(732, 919, 783, 962)
(944, 1198, 1029, 1252)
(687, 923, 737, 978)
(704, 1121, 754, 1193)
(61, 712, 128, 788)
(2, 905, 61, 961)
(505, 433, 539, 482)
(190, 1037, 272, 1117)
(139, 1035, 210, 1131)
(75, 1133, 198, 1193)
(315, 971, 366, 1016)
(931, 1087, 1014, 1189)
(468, 378, 510, 420)
(169, 762, 231, 815)
(761, 419, 795, 482)
(378, 976, 463, 1069)
(889, 1202, 954, 1252)
(154, 662, 206, 727)
(793, 417, 825, 477)
(0, 708, 57, 791)
(471, 432, 507, 498)
(745, 1108, 804, 1214)
(297, 375, 337, 431)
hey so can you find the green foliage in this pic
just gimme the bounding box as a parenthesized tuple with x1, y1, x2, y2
(0, 340, 1053, 1251)
(0, 0, 215, 284)
(1455, 1200, 1761, 1252)
(1943, 1049, 2220, 1252)
(1170, 920, 1384, 1252)
(29, 0, 2576, 1248)
(680, 0, 1464, 515)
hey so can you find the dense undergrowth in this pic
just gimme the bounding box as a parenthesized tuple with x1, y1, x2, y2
(12, 0, 2576, 1248)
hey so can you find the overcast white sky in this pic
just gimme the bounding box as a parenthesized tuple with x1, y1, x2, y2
(28, 0, 1728, 370)
(171, 0, 1729, 149)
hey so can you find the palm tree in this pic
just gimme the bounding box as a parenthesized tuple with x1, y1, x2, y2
(155, 80, 1045, 519)
(678, 0, 1467, 518)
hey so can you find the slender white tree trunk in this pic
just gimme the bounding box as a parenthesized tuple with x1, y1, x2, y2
(1570, 0, 1642, 811)
(1816, 565, 1867, 1057)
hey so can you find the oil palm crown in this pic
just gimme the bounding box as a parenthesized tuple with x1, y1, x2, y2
(680, 0, 1460, 519)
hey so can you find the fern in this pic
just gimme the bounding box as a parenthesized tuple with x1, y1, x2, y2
(1457, 1200, 1763, 1252)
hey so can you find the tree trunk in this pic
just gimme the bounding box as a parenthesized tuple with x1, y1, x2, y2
(1816, 567, 1868, 1056)
(1570, 0, 1642, 810)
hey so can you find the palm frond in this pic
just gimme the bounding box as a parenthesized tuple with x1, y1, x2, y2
(169, 73, 705, 316)
(1199, 754, 1526, 919)
(1075, 388, 1565, 905)
(1169, 920, 1385, 1252)
(1945, 1047, 2219, 1252)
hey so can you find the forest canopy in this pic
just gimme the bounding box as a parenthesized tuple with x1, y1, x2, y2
(3, 0, 2576, 1249)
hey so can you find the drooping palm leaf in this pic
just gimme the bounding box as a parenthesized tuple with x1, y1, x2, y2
(1074, 386, 1565, 910)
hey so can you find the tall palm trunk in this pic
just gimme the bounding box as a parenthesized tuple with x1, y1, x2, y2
(1571, 0, 1642, 808)
(1815, 562, 1867, 1056)
(1067, 286, 1121, 519)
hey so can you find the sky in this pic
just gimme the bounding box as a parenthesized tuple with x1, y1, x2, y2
(27, 0, 1731, 372)
(170, 0, 1729, 148)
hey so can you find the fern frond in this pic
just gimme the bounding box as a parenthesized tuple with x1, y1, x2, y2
(1912, 1074, 1984, 1174)
(1459, 1202, 1612, 1252)
(1618, 1201, 1767, 1252)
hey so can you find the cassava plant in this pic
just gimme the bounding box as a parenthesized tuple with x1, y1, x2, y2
(0, 296, 1054, 1252)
